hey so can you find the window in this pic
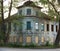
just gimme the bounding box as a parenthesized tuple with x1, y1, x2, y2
(27, 21, 31, 30)
(13, 36, 17, 42)
(19, 10, 22, 15)
(56, 25, 58, 32)
(9, 36, 12, 42)
(41, 37, 44, 43)
(27, 9, 31, 15)
(47, 24, 49, 31)
(35, 23, 38, 30)
(19, 36, 23, 43)
(41, 24, 44, 31)
(26, 36, 31, 43)
(36, 11, 38, 16)
(51, 25, 54, 31)
(35, 36, 38, 44)
(13, 23, 17, 31)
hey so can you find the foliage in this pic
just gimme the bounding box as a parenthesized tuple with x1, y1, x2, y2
(39, 0, 60, 45)
(39, 0, 59, 21)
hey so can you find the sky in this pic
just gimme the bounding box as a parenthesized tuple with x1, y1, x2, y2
(4, 0, 48, 19)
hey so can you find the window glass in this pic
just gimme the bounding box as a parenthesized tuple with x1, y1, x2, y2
(41, 24, 44, 31)
(27, 21, 31, 30)
(35, 23, 38, 30)
(27, 9, 31, 15)
(56, 25, 58, 32)
(19, 10, 22, 15)
(36, 11, 38, 16)
(47, 24, 49, 31)
(51, 25, 54, 31)
(13, 23, 17, 31)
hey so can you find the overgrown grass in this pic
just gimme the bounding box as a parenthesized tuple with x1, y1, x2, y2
(0, 43, 60, 48)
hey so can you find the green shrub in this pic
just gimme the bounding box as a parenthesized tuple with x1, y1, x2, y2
(24, 43, 36, 48)
(45, 41, 49, 46)
(0, 43, 5, 47)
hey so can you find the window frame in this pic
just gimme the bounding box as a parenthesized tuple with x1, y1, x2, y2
(41, 23, 44, 31)
(51, 25, 54, 31)
(35, 22, 39, 30)
(26, 21, 31, 30)
(27, 9, 31, 15)
(47, 24, 49, 31)
(19, 10, 22, 15)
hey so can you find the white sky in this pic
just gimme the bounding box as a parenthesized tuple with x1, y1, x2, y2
(4, 0, 48, 19)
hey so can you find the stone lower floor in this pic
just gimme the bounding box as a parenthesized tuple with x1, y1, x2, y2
(9, 34, 56, 45)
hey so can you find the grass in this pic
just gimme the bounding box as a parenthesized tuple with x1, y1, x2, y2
(0, 43, 59, 49)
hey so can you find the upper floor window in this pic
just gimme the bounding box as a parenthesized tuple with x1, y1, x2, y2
(47, 24, 49, 31)
(19, 10, 22, 15)
(51, 25, 54, 31)
(27, 21, 31, 30)
(41, 24, 44, 31)
(27, 9, 31, 15)
(13, 23, 17, 31)
(56, 25, 58, 32)
(36, 11, 38, 16)
(35, 23, 39, 30)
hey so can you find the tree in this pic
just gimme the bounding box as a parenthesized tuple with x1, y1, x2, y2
(39, 0, 60, 45)
(5, 0, 20, 43)
(5, 0, 12, 43)
(0, 0, 20, 43)
(0, 0, 6, 43)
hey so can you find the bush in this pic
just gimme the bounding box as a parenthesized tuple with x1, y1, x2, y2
(45, 41, 49, 46)
(24, 43, 36, 48)
(0, 43, 5, 47)
(6, 43, 23, 47)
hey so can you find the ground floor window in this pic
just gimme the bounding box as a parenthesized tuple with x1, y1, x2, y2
(41, 37, 44, 43)
(13, 36, 17, 42)
(26, 36, 31, 43)
(9, 36, 17, 42)
(9, 36, 12, 42)
(35, 36, 38, 44)
(50, 38, 53, 43)
(19, 36, 23, 43)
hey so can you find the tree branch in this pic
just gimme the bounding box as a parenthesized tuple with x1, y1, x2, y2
(8, 0, 12, 20)
(48, 0, 59, 15)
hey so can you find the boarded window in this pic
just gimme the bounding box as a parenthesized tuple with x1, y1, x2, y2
(19, 36, 23, 42)
(47, 24, 49, 31)
(9, 36, 12, 42)
(35, 36, 38, 44)
(13, 36, 17, 42)
(26, 36, 31, 43)
(51, 25, 54, 31)
(41, 37, 44, 43)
